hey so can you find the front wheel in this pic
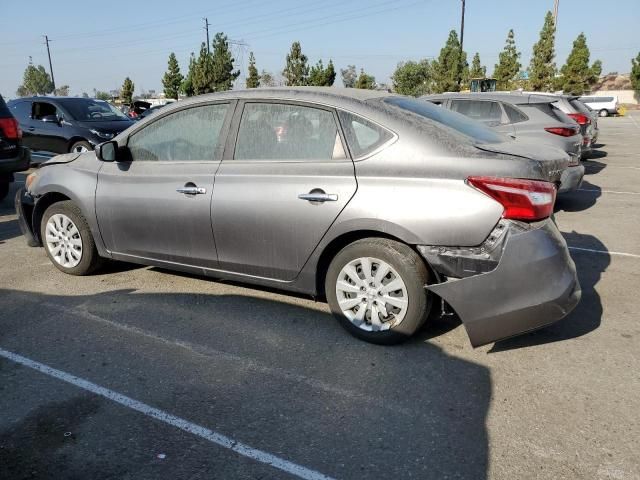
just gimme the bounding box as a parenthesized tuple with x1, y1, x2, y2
(325, 238, 431, 344)
(599, 109, 608, 117)
(70, 140, 92, 153)
(41, 201, 103, 275)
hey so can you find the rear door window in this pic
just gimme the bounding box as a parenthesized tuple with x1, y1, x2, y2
(234, 102, 343, 161)
(338, 111, 394, 158)
(450, 100, 504, 126)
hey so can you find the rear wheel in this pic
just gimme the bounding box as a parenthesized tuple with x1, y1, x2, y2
(41, 201, 103, 275)
(325, 238, 431, 344)
(599, 109, 608, 117)
(70, 140, 92, 153)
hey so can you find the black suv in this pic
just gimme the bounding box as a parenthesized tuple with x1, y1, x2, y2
(0, 94, 30, 201)
(7, 96, 134, 163)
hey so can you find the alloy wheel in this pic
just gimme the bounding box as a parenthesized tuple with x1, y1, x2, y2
(72, 145, 89, 153)
(45, 213, 83, 268)
(335, 257, 408, 332)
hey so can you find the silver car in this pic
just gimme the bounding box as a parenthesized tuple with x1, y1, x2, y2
(16, 88, 580, 347)
(422, 92, 585, 193)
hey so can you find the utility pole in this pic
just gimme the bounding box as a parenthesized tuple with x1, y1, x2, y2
(459, 0, 466, 54)
(43, 35, 56, 92)
(553, 0, 559, 32)
(203, 17, 210, 53)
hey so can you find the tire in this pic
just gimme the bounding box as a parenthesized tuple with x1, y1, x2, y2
(69, 140, 92, 153)
(599, 109, 608, 118)
(0, 181, 8, 202)
(325, 238, 431, 345)
(40, 200, 103, 275)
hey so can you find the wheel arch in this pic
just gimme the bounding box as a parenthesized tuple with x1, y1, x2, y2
(32, 192, 72, 245)
(67, 137, 92, 152)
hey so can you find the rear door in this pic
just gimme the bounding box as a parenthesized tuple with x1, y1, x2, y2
(96, 102, 233, 268)
(211, 100, 356, 281)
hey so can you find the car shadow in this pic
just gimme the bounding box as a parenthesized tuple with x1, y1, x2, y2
(0, 287, 491, 479)
(490, 230, 607, 352)
(582, 159, 607, 175)
(585, 149, 608, 160)
(555, 179, 601, 213)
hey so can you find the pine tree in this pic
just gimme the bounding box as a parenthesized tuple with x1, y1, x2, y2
(529, 11, 557, 92)
(17, 62, 54, 96)
(391, 60, 433, 96)
(325, 60, 336, 86)
(354, 69, 376, 89)
(631, 52, 640, 96)
(210, 32, 240, 91)
(283, 41, 309, 86)
(341, 65, 357, 88)
(162, 52, 184, 100)
(493, 30, 521, 90)
(120, 77, 134, 104)
(432, 30, 467, 93)
(246, 52, 260, 88)
(192, 43, 215, 95)
(558, 33, 602, 95)
(180, 53, 197, 96)
(469, 53, 486, 79)
(308, 59, 336, 86)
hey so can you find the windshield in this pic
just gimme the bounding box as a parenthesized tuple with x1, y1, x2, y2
(383, 97, 503, 144)
(59, 99, 131, 122)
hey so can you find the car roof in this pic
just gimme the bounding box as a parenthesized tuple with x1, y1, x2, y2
(421, 91, 559, 106)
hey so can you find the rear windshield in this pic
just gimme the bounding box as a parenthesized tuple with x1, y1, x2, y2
(569, 99, 591, 115)
(526, 103, 575, 124)
(383, 97, 503, 144)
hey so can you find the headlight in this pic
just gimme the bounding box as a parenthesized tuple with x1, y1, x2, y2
(90, 129, 114, 139)
(25, 172, 37, 190)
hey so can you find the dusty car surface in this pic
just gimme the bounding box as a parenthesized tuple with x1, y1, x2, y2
(16, 87, 580, 347)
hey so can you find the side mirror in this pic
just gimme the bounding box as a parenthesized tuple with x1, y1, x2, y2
(41, 114, 60, 124)
(96, 141, 118, 162)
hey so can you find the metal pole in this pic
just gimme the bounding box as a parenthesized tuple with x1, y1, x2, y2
(459, 0, 466, 52)
(553, 0, 559, 32)
(203, 18, 210, 53)
(44, 35, 56, 92)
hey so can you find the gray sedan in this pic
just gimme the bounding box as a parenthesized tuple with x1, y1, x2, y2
(16, 88, 580, 347)
(422, 92, 585, 193)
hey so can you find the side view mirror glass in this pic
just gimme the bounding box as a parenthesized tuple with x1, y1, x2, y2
(97, 141, 117, 162)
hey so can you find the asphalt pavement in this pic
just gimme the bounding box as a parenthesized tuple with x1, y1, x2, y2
(1, 112, 639, 479)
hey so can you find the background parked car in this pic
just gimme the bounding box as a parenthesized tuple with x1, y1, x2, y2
(422, 92, 584, 193)
(7, 97, 134, 163)
(16, 88, 579, 347)
(578, 95, 618, 117)
(0, 94, 30, 201)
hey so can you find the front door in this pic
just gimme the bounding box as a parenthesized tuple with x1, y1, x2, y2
(96, 102, 233, 269)
(30, 101, 69, 153)
(212, 101, 357, 281)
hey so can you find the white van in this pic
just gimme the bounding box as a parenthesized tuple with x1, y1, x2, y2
(578, 95, 618, 117)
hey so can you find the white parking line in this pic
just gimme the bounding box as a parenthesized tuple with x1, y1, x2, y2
(578, 188, 640, 195)
(0, 347, 336, 480)
(568, 246, 640, 258)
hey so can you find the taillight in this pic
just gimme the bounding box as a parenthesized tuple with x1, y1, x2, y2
(467, 176, 557, 221)
(0, 118, 22, 139)
(545, 126, 578, 137)
(568, 113, 590, 125)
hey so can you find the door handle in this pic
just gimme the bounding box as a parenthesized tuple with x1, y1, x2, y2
(176, 186, 206, 195)
(28, 127, 35, 131)
(298, 192, 338, 202)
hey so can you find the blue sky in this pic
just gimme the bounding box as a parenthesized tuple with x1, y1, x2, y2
(1, 0, 639, 98)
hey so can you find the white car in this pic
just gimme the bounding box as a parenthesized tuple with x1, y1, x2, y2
(578, 95, 618, 117)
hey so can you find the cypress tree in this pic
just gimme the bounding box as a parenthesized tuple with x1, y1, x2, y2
(210, 32, 240, 91)
(631, 52, 640, 96)
(192, 42, 215, 95)
(120, 77, 134, 104)
(354, 69, 376, 89)
(493, 30, 521, 90)
(529, 11, 557, 92)
(162, 53, 184, 100)
(469, 53, 486, 79)
(181, 53, 196, 97)
(308, 59, 336, 86)
(246, 52, 260, 88)
(283, 41, 309, 86)
(324, 60, 336, 86)
(432, 30, 467, 93)
(558, 33, 602, 95)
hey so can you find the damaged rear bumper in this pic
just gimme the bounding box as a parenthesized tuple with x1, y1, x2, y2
(419, 219, 581, 347)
